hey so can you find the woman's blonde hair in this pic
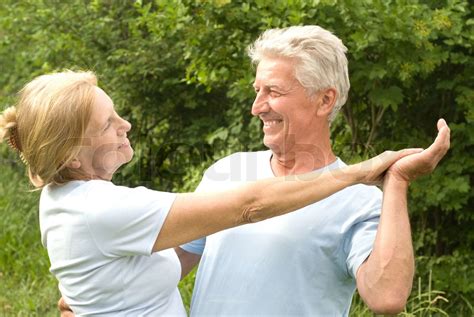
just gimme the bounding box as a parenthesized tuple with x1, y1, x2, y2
(0, 70, 98, 188)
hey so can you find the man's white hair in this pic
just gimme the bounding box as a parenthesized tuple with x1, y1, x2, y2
(248, 25, 350, 122)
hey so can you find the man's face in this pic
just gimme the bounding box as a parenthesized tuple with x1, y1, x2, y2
(252, 56, 320, 155)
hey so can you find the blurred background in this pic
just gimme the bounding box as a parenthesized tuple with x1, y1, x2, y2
(0, 0, 472, 315)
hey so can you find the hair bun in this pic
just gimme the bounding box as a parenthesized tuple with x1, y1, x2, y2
(0, 106, 21, 151)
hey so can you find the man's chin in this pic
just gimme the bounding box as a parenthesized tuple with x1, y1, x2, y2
(263, 138, 282, 153)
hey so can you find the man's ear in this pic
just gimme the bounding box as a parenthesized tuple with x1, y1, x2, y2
(66, 158, 81, 169)
(315, 88, 337, 118)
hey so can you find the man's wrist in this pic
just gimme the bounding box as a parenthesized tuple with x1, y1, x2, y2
(384, 171, 410, 189)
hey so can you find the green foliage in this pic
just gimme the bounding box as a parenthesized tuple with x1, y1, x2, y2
(1, 0, 472, 315)
(0, 160, 58, 316)
(403, 271, 450, 316)
(179, 267, 197, 314)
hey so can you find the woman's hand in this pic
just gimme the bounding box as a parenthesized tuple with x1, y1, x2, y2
(58, 297, 74, 317)
(350, 149, 423, 186)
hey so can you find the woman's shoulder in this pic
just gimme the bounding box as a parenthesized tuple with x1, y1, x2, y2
(40, 180, 129, 212)
(41, 179, 175, 218)
(42, 180, 110, 201)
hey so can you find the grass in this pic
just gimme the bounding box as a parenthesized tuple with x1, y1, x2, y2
(0, 163, 58, 316)
(349, 271, 451, 316)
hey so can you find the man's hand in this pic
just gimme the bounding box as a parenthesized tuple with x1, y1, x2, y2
(388, 119, 450, 182)
(353, 148, 423, 186)
(58, 297, 74, 317)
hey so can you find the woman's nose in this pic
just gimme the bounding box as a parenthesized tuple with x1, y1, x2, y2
(118, 118, 131, 134)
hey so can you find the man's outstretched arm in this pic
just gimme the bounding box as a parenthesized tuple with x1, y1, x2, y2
(356, 119, 450, 314)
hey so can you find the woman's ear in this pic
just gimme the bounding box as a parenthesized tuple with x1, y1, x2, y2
(66, 159, 81, 169)
(315, 88, 337, 118)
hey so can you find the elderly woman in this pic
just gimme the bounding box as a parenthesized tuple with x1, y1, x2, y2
(0, 70, 425, 315)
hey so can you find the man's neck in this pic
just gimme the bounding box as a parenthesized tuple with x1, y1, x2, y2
(270, 146, 337, 177)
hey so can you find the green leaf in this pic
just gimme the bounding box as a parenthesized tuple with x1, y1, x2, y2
(368, 86, 403, 111)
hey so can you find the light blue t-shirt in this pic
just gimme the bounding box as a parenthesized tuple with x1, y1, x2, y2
(182, 151, 382, 316)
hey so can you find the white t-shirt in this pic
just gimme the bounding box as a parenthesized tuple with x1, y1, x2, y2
(182, 151, 382, 316)
(40, 180, 185, 316)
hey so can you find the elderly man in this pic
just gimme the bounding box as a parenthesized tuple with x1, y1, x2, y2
(177, 25, 450, 316)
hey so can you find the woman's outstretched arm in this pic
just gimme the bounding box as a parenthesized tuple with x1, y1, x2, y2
(153, 150, 415, 252)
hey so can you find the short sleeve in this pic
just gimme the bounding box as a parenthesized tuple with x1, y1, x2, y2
(84, 181, 176, 257)
(180, 237, 206, 255)
(344, 214, 380, 278)
(343, 187, 382, 279)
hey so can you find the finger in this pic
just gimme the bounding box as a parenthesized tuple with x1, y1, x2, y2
(355, 151, 395, 181)
(442, 125, 451, 150)
(377, 148, 422, 168)
(421, 124, 450, 171)
(397, 148, 424, 158)
(437, 118, 447, 130)
(437, 119, 451, 148)
(58, 297, 73, 312)
(364, 149, 414, 179)
(426, 124, 450, 157)
(58, 297, 65, 310)
(377, 150, 401, 168)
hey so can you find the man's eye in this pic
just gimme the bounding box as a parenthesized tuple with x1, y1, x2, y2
(270, 91, 282, 97)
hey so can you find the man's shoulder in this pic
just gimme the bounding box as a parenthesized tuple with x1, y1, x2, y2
(213, 150, 270, 162)
(199, 150, 271, 186)
(333, 183, 383, 214)
(206, 150, 270, 171)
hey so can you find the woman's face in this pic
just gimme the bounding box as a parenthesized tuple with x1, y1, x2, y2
(75, 87, 133, 180)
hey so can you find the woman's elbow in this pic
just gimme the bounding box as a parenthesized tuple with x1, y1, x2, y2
(240, 203, 265, 224)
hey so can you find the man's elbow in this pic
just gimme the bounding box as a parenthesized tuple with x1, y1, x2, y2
(367, 292, 408, 315)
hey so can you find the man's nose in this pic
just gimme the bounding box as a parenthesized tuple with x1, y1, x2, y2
(251, 93, 270, 116)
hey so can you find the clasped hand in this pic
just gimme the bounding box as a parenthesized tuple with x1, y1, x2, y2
(387, 119, 450, 182)
(355, 119, 450, 185)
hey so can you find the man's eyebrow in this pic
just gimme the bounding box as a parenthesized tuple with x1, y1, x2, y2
(253, 83, 286, 90)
